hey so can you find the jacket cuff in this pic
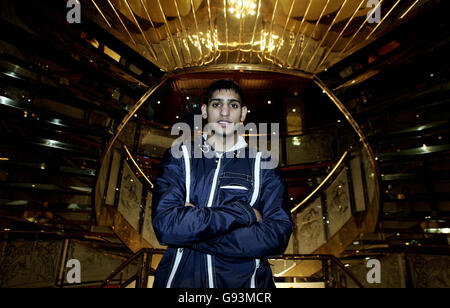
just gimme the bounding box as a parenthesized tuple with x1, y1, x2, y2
(234, 201, 257, 226)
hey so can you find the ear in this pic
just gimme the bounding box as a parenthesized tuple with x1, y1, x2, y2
(201, 104, 208, 120)
(240, 106, 248, 122)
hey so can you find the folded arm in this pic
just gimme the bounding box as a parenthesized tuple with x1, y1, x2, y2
(193, 164, 294, 259)
(152, 148, 257, 247)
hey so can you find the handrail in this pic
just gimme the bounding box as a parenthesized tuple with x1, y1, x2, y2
(123, 145, 154, 189)
(100, 249, 364, 288)
(290, 149, 350, 214)
(328, 255, 365, 288)
(279, 254, 365, 288)
(100, 248, 165, 288)
(314, 76, 378, 173)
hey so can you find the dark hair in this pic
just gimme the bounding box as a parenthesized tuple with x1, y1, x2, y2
(205, 79, 245, 106)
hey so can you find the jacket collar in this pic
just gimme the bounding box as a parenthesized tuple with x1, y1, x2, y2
(202, 134, 248, 153)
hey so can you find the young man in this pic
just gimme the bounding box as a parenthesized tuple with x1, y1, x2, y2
(152, 79, 293, 288)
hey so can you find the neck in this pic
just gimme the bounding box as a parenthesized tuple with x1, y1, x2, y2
(207, 133, 239, 152)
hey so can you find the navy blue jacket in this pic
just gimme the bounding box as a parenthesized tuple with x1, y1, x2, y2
(152, 137, 293, 288)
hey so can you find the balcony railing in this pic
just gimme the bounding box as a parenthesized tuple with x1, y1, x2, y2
(99, 249, 364, 288)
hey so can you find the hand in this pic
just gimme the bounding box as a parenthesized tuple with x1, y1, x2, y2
(253, 208, 262, 223)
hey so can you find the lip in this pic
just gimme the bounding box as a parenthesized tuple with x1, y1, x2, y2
(218, 120, 232, 127)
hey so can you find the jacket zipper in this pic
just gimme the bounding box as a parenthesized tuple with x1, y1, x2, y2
(205, 154, 223, 288)
(166, 146, 191, 288)
(166, 248, 184, 288)
(250, 259, 261, 288)
(250, 153, 262, 289)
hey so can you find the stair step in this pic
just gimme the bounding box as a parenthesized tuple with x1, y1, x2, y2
(367, 120, 449, 140)
(0, 199, 92, 212)
(0, 183, 92, 195)
(0, 160, 95, 177)
(0, 95, 112, 139)
(383, 192, 450, 202)
(381, 173, 450, 182)
(377, 144, 450, 162)
(275, 282, 326, 288)
(0, 134, 100, 161)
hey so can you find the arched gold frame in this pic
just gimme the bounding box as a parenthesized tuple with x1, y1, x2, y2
(95, 64, 381, 255)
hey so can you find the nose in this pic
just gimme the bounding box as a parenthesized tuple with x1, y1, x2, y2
(220, 103, 230, 116)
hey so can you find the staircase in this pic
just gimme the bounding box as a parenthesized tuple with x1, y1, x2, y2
(317, 1, 450, 257)
(0, 0, 161, 250)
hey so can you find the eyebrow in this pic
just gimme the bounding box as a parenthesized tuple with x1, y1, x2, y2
(208, 98, 242, 104)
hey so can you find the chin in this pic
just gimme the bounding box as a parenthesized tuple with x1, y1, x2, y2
(209, 124, 236, 137)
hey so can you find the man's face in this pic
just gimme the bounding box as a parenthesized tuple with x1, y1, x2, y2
(202, 89, 247, 137)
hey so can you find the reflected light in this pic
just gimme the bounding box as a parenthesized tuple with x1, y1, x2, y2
(228, 0, 257, 19)
(424, 228, 450, 234)
(292, 136, 301, 146)
(399, 0, 420, 19)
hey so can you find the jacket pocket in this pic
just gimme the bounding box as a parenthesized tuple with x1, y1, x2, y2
(217, 173, 252, 205)
(220, 185, 249, 190)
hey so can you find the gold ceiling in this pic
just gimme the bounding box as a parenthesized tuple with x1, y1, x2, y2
(87, 0, 426, 74)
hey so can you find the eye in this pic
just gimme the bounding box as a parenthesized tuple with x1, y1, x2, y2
(230, 103, 240, 109)
(212, 102, 221, 108)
